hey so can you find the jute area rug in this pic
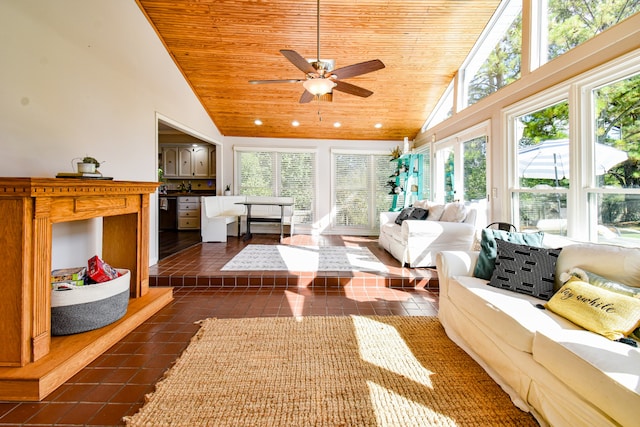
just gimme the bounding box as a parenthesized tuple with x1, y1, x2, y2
(221, 245, 388, 272)
(125, 316, 537, 426)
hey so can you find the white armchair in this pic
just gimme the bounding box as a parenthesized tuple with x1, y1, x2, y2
(200, 196, 246, 242)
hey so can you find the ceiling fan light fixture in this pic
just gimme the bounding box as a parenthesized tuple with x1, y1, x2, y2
(303, 78, 336, 96)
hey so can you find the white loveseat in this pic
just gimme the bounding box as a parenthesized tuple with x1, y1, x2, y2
(378, 201, 477, 267)
(436, 241, 640, 427)
(201, 195, 294, 242)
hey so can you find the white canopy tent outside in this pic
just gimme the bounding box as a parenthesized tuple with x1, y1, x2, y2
(519, 139, 628, 182)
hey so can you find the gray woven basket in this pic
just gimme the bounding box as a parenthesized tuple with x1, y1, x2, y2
(51, 269, 130, 336)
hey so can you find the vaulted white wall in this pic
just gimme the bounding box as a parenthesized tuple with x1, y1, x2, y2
(0, 0, 222, 265)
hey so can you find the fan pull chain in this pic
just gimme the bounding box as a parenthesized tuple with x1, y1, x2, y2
(316, 0, 320, 62)
(318, 108, 322, 122)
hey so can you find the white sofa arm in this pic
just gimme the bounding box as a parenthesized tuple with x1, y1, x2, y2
(436, 250, 479, 278)
(380, 211, 400, 226)
(436, 250, 480, 294)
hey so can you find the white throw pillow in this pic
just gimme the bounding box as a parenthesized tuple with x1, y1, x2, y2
(412, 200, 429, 209)
(427, 202, 445, 221)
(440, 202, 468, 222)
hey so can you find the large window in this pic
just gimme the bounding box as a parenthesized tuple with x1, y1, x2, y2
(545, 0, 640, 64)
(512, 100, 570, 233)
(464, 0, 522, 107)
(236, 148, 316, 225)
(588, 72, 640, 245)
(331, 151, 394, 233)
(464, 136, 488, 202)
(434, 124, 489, 207)
(507, 57, 640, 245)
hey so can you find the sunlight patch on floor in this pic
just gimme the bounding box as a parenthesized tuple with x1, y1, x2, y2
(352, 315, 433, 387)
(367, 381, 455, 427)
(285, 289, 305, 318)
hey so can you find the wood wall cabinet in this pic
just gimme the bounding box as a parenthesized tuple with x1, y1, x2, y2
(0, 178, 173, 401)
(162, 146, 179, 177)
(161, 144, 213, 179)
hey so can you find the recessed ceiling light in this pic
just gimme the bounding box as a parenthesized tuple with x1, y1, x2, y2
(292, 120, 300, 127)
(374, 123, 383, 129)
(254, 119, 263, 125)
(333, 122, 341, 128)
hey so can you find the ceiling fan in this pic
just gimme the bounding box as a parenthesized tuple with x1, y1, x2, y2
(248, 0, 385, 103)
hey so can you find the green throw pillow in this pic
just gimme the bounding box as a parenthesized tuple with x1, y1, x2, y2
(473, 229, 545, 280)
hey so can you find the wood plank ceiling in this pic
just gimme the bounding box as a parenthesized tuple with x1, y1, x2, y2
(136, 0, 501, 141)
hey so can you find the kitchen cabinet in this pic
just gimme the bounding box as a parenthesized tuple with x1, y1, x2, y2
(162, 146, 179, 177)
(178, 195, 201, 230)
(161, 144, 213, 179)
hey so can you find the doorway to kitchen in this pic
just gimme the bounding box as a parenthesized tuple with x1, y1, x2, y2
(157, 118, 219, 259)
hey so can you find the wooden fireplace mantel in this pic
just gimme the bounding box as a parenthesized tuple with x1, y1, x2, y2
(0, 177, 173, 400)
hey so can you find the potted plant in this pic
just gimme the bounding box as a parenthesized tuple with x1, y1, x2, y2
(224, 184, 231, 196)
(76, 156, 102, 174)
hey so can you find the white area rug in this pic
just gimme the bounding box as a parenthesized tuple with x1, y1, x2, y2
(221, 245, 388, 272)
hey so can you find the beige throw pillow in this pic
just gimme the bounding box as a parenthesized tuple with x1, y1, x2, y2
(440, 202, 468, 222)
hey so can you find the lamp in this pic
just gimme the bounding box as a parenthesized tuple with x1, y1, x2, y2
(303, 78, 336, 96)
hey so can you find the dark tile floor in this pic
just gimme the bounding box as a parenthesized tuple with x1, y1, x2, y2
(0, 234, 439, 426)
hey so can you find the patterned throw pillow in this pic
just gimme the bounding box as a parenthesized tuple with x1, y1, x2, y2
(394, 207, 429, 225)
(546, 278, 640, 341)
(473, 229, 545, 280)
(488, 239, 562, 300)
(394, 207, 414, 225)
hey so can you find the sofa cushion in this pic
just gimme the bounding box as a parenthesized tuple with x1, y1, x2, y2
(440, 202, 467, 222)
(488, 240, 561, 300)
(533, 329, 640, 427)
(545, 278, 640, 341)
(473, 229, 545, 280)
(447, 275, 578, 353)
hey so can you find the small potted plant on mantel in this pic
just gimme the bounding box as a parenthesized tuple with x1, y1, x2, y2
(224, 184, 231, 196)
(76, 156, 102, 174)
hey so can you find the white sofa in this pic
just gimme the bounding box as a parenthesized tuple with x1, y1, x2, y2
(201, 195, 294, 242)
(436, 241, 640, 427)
(378, 202, 477, 267)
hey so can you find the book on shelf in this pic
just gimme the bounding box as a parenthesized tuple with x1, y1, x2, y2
(56, 172, 113, 179)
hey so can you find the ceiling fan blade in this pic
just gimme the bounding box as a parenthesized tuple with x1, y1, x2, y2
(333, 80, 373, 98)
(249, 79, 304, 84)
(299, 90, 314, 104)
(331, 59, 385, 79)
(280, 49, 317, 74)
